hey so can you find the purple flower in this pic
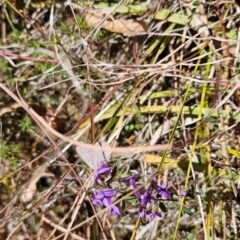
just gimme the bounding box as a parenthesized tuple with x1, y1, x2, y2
(179, 190, 187, 196)
(94, 164, 111, 183)
(122, 175, 137, 188)
(92, 188, 120, 216)
(122, 175, 141, 198)
(139, 209, 145, 218)
(93, 188, 117, 206)
(155, 183, 170, 199)
(139, 209, 162, 220)
(140, 187, 155, 207)
(145, 209, 162, 220)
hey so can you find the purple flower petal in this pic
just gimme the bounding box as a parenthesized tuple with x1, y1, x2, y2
(93, 189, 117, 199)
(102, 197, 112, 207)
(146, 210, 155, 220)
(135, 190, 141, 198)
(179, 190, 187, 196)
(92, 199, 103, 206)
(146, 210, 162, 220)
(161, 191, 170, 199)
(109, 205, 121, 216)
(139, 209, 145, 218)
(161, 182, 168, 189)
(155, 211, 162, 218)
(122, 175, 138, 188)
(93, 191, 105, 200)
(97, 164, 111, 175)
(102, 189, 117, 197)
(122, 175, 135, 182)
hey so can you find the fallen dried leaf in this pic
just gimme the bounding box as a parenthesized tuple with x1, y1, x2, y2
(84, 10, 147, 35)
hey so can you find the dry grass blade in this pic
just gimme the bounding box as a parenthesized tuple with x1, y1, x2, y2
(0, 82, 171, 153)
(1, 0, 240, 239)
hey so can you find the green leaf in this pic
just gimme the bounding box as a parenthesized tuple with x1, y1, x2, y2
(158, 201, 168, 213)
(19, 116, 34, 133)
(182, 206, 195, 217)
(193, 1, 200, 6)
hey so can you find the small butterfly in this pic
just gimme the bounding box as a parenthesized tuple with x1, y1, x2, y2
(76, 141, 111, 170)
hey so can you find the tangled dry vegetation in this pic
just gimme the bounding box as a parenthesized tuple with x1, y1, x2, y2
(1, 0, 240, 239)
